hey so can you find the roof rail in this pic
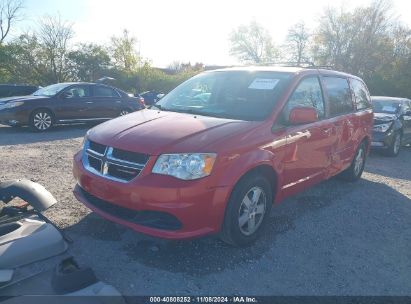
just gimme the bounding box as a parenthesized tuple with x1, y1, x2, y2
(254, 62, 335, 70)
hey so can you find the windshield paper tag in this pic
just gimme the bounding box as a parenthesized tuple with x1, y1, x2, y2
(248, 78, 280, 90)
(382, 105, 397, 112)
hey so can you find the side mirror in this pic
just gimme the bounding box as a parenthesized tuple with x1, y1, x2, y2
(288, 106, 318, 125)
(61, 91, 73, 99)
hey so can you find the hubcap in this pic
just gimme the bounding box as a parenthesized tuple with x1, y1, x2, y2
(354, 147, 365, 176)
(238, 186, 266, 236)
(393, 134, 401, 154)
(33, 112, 52, 130)
(120, 110, 129, 116)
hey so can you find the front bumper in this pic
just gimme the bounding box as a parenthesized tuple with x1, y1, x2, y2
(72, 151, 230, 240)
(0, 108, 28, 126)
(371, 130, 395, 150)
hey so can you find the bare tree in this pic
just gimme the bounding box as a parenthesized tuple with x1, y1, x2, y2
(0, 0, 24, 43)
(284, 21, 311, 64)
(38, 14, 74, 82)
(229, 20, 279, 64)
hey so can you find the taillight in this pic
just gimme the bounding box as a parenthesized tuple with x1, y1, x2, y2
(139, 97, 145, 107)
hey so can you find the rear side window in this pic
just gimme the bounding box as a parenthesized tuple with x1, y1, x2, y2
(323, 77, 353, 116)
(283, 77, 325, 119)
(94, 86, 120, 97)
(351, 79, 371, 110)
(65, 85, 90, 98)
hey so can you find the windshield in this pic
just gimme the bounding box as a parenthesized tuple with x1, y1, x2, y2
(33, 83, 72, 97)
(372, 99, 401, 114)
(154, 71, 292, 121)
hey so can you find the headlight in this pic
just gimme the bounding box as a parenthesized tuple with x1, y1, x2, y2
(0, 102, 24, 110)
(373, 122, 392, 133)
(152, 153, 217, 180)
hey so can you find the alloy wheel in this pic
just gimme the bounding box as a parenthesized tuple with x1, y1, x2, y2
(353, 146, 365, 176)
(393, 133, 401, 155)
(33, 112, 52, 131)
(238, 186, 267, 236)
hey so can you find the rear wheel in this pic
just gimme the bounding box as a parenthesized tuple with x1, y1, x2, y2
(220, 174, 272, 246)
(30, 109, 54, 132)
(339, 141, 366, 182)
(119, 109, 131, 116)
(385, 132, 401, 157)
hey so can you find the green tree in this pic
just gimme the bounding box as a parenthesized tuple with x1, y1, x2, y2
(312, 0, 393, 78)
(110, 29, 140, 72)
(67, 43, 111, 81)
(229, 20, 279, 64)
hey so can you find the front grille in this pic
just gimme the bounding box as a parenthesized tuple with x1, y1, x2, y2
(83, 140, 149, 182)
(89, 140, 106, 155)
(79, 187, 182, 230)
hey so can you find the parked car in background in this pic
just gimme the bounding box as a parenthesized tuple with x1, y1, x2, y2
(0, 84, 40, 98)
(137, 91, 164, 105)
(371, 96, 411, 156)
(0, 82, 145, 131)
(73, 66, 373, 246)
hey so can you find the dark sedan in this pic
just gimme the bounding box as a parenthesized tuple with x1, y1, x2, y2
(0, 82, 144, 131)
(371, 96, 411, 156)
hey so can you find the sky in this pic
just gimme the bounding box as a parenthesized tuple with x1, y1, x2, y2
(11, 0, 411, 67)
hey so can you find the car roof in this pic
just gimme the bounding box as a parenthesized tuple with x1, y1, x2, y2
(206, 66, 363, 80)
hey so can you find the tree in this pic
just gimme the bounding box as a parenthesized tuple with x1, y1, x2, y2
(38, 14, 74, 83)
(312, 0, 393, 77)
(229, 20, 279, 64)
(67, 43, 111, 81)
(110, 29, 140, 72)
(284, 21, 311, 64)
(0, 0, 23, 43)
(1, 32, 50, 84)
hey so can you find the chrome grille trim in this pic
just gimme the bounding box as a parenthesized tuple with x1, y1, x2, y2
(82, 140, 148, 183)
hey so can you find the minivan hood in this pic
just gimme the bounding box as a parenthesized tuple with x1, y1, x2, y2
(88, 109, 257, 155)
(0, 95, 49, 103)
(373, 112, 397, 124)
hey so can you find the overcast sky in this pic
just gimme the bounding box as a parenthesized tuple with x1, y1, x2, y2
(13, 0, 411, 67)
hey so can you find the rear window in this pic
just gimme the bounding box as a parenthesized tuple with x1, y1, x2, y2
(372, 99, 401, 114)
(351, 79, 371, 110)
(323, 77, 353, 116)
(155, 71, 293, 121)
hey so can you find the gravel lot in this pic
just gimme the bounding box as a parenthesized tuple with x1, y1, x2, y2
(1, 124, 410, 296)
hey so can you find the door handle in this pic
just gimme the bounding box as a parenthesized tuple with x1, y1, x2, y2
(114, 100, 121, 103)
(86, 101, 94, 104)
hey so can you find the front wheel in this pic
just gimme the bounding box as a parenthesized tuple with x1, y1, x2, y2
(30, 109, 54, 132)
(338, 141, 367, 182)
(220, 174, 272, 246)
(385, 132, 401, 157)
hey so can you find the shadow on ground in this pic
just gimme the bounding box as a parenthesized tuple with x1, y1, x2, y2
(65, 177, 411, 277)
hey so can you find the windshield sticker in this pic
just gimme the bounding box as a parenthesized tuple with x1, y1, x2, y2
(382, 105, 397, 112)
(248, 78, 280, 90)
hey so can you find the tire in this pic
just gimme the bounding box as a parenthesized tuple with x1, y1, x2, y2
(29, 109, 54, 132)
(220, 174, 273, 246)
(119, 108, 131, 116)
(338, 141, 367, 182)
(385, 132, 402, 157)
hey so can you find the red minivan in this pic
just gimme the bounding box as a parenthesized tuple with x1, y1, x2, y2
(73, 67, 373, 246)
